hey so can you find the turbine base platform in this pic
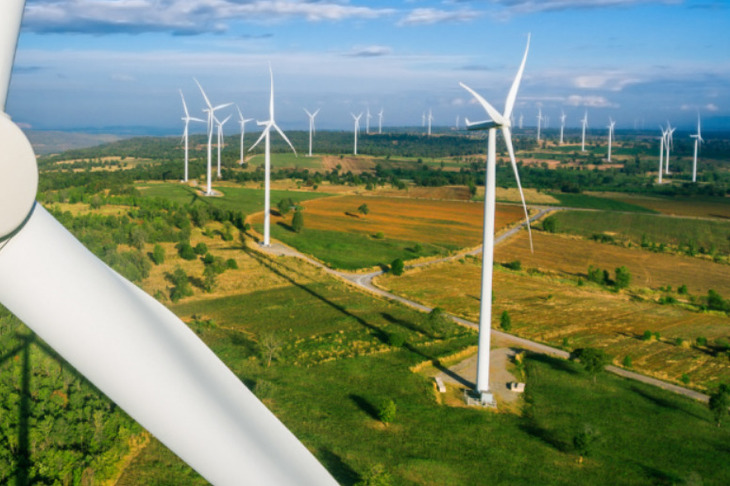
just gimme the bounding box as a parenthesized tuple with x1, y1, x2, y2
(464, 389, 496, 408)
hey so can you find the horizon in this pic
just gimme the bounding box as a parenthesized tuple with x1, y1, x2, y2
(7, 0, 729, 133)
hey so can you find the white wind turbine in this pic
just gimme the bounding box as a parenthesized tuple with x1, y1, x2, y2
(352, 112, 363, 155)
(559, 110, 566, 145)
(536, 108, 543, 141)
(378, 108, 384, 134)
(215, 113, 231, 178)
(366, 107, 372, 134)
(422, 111, 426, 127)
(0, 3, 336, 485)
(304, 108, 320, 157)
(580, 111, 588, 152)
(195, 79, 231, 196)
(657, 125, 668, 184)
(665, 123, 676, 175)
(179, 90, 204, 182)
(427, 108, 434, 136)
(249, 65, 297, 247)
(690, 114, 704, 183)
(518, 112, 523, 129)
(236, 105, 253, 165)
(460, 34, 533, 406)
(606, 118, 616, 162)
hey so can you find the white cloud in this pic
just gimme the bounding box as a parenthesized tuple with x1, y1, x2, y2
(23, 1, 396, 34)
(346, 45, 393, 57)
(397, 8, 482, 26)
(487, 0, 680, 16)
(574, 73, 640, 91)
(110, 73, 136, 82)
(565, 94, 618, 108)
(706, 103, 719, 112)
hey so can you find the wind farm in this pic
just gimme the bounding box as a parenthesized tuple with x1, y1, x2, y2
(2, 0, 730, 485)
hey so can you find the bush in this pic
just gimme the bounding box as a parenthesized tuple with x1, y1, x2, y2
(277, 197, 295, 215)
(707, 290, 729, 312)
(387, 332, 405, 348)
(193, 242, 208, 255)
(614, 266, 631, 289)
(503, 260, 522, 271)
(500, 311, 512, 331)
(373, 231, 385, 239)
(681, 374, 690, 385)
(169, 267, 193, 302)
(292, 210, 304, 233)
(226, 258, 238, 270)
(358, 203, 370, 215)
(390, 258, 404, 276)
(678, 284, 688, 295)
(622, 355, 632, 368)
(696, 336, 708, 347)
(356, 464, 393, 486)
(642, 330, 653, 341)
(151, 244, 165, 265)
(377, 399, 397, 425)
(542, 216, 557, 233)
(176, 241, 196, 260)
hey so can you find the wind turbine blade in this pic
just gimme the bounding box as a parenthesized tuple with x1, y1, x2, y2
(180, 90, 190, 117)
(313, 108, 320, 117)
(213, 102, 232, 112)
(221, 114, 232, 125)
(194, 78, 213, 109)
(268, 63, 275, 120)
(237, 104, 243, 121)
(0, 0, 24, 110)
(459, 82, 504, 125)
(502, 126, 533, 253)
(504, 33, 531, 119)
(248, 124, 271, 152)
(0, 204, 337, 485)
(273, 122, 298, 156)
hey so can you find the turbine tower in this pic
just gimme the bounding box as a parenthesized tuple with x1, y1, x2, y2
(236, 105, 253, 165)
(215, 114, 231, 178)
(665, 122, 676, 175)
(249, 65, 297, 247)
(657, 125, 668, 184)
(0, 2, 337, 484)
(195, 79, 231, 196)
(606, 118, 615, 162)
(536, 108, 543, 141)
(518, 113, 523, 129)
(559, 111, 566, 145)
(427, 108, 433, 136)
(180, 90, 204, 182)
(352, 112, 363, 155)
(580, 111, 588, 152)
(690, 114, 703, 183)
(304, 108, 320, 157)
(460, 34, 533, 406)
(378, 108, 384, 134)
(366, 107, 372, 134)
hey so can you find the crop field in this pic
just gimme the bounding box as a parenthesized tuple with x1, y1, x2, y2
(321, 155, 378, 173)
(137, 182, 332, 216)
(496, 230, 730, 295)
(246, 152, 323, 170)
(594, 192, 730, 219)
(545, 210, 730, 256)
(375, 258, 730, 389)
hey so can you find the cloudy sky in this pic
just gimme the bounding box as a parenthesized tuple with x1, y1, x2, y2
(6, 0, 729, 134)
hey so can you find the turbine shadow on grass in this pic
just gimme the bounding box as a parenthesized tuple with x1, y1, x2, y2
(317, 447, 361, 486)
(527, 352, 580, 375)
(629, 385, 707, 422)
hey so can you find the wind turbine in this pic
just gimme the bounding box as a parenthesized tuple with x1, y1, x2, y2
(352, 112, 363, 155)
(0, 2, 336, 485)
(378, 108, 384, 134)
(195, 79, 231, 195)
(422, 111, 426, 127)
(519, 113, 523, 129)
(249, 65, 297, 247)
(657, 125, 668, 184)
(456, 115, 460, 130)
(236, 105, 253, 165)
(559, 111, 566, 145)
(665, 122, 676, 175)
(690, 113, 703, 183)
(459, 34, 533, 406)
(580, 111, 588, 152)
(215, 113, 231, 178)
(606, 118, 615, 162)
(536, 108, 543, 141)
(366, 107, 372, 134)
(304, 108, 320, 157)
(179, 90, 204, 182)
(427, 108, 434, 136)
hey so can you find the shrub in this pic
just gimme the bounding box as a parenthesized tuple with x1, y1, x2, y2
(277, 197, 295, 215)
(390, 258, 404, 276)
(151, 244, 165, 265)
(622, 355, 633, 368)
(176, 241, 196, 260)
(356, 464, 393, 486)
(169, 267, 193, 302)
(696, 336, 708, 347)
(387, 332, 405, 348)
(377, 399, 397, 425)
(707, 290, 729, 312)
(292, 210, 304, 233)
(542, 216, 557, 233)
(503, 260, 522, 271)
(373, 231, 385, 239)
(681, 374, 690, 385)
(358, 203, 370, 215)
(226, 258, 238, 270)
(193, 242, 208, 255)
(678, 284, 688, 295)
(614, 266, 631, 289)
(642, 330, 653, 341)
(573, 425, 599, 457)
(500, 311, 512, 331)
(709, 384, 730, 427)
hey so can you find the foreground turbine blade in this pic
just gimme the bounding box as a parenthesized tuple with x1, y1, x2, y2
(502, 126, 533, 252)
(504, 34, 531, 119)
(459, 82, 504, 125)
(248, 123, 271, 152)
(0, 204, 336, 486)
(273, 122, 298, 156)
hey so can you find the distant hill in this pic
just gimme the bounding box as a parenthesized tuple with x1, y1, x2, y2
(23, 130, 124, 155)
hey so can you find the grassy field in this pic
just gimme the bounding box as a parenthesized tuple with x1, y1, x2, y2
(545, 210, 730, 257)
(246, 152, 323, 170)
(547, 193, 657, 212)
(595, 192, 730, 219)
(375, 258, 730, 390)
(496, 230, 730, 295)
(137, 182, 332, 216)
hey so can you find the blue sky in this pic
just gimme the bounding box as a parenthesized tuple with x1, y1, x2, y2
(6, 0, 729, 134)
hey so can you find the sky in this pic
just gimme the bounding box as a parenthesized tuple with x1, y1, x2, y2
(6, 0, 730, 134)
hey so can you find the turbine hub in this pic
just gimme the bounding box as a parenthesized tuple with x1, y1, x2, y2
(0, 115, 38, 239)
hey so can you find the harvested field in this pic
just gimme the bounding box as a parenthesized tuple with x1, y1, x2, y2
(594, 192, 730, 219)
(374, 259, 730, 389)
(371, 185, 473, 201)
(321, 155, 377, 173)
(495, 231, 730, 295)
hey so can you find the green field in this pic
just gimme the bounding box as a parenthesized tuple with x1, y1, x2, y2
(137, 183, 332, 216)
(547, 193, 657, 212)
(548, 210, 730, 255)
(246, 152, 323, 169)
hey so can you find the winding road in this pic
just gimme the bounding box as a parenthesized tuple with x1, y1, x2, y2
(256, 206, 711, 405)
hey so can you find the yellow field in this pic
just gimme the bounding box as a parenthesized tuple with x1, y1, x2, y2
(253, 195, 526, 247)
(495, 231, 730, 295)
(374, 259, 730, 389)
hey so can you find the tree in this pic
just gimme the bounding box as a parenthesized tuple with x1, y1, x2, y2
(277, 197, 295, 215)
(150, 244, 165, 265)
(709, 384, 729, 427)
(500, 310, 512, 331)
(356, 464, 393, 486)
(542, 215, 557, 233)
(169, 267, 193, 302)
(203, 265, 218, 293)
(176, 241, 196, 260)
(358, 203, 370, 215)
(377, 399, 396, 425)
(259, 331, 283, 368)
(574, 347, 610, 383)
(614, 266, 631, 289)
(291, 210, 304, 233)
(390, 258, 404, 276)
(193, 242, 208, 255)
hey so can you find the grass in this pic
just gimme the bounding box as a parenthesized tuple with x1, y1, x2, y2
(595, 192, 730, 220)
(246, 152, 323, 170)
(136, 182, 332, 216)
(546, 193, 657, 212)
(548, 210, 730, 256)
